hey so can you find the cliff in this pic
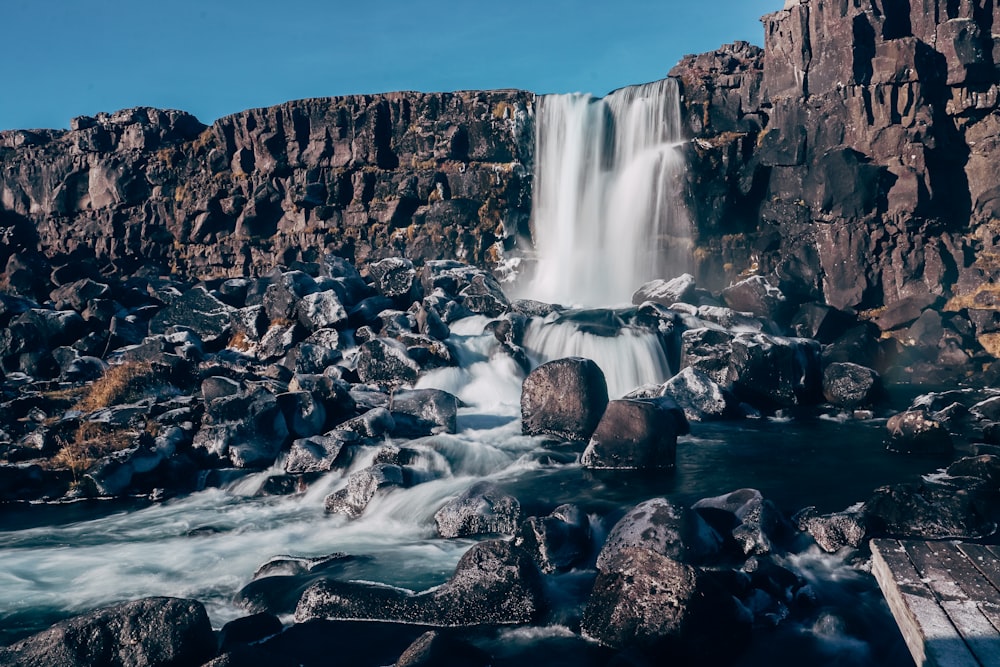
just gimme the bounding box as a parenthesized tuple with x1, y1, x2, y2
(0, 91, 534, 289)
(671, 0, 1000, 323)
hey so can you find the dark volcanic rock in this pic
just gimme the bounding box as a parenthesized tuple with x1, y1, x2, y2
(581, 547, 749, 660)
(863, 478, 1000, 540)
(295, 539, 544, 627)
(581, 397, 688, 470)
(0, 597, 215, 667)
(822, 362, 883, 408)
(520, 357, 609, 441)
(662, 366, 738, 421)
(434, 481, 521, 538)
(596, 498, 722, 568)
(692, 488, 789, 556)
(886, 409, 954, 454)
(394, 631, 493, 667)
(355, 338, 420, 388)
(515, 503, 592, 573)
(324, 463, 406, 517)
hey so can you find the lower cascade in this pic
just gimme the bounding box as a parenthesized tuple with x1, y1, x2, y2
(521, 77, 693, 307)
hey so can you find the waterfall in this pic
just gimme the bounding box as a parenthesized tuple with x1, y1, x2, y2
(522, 78, 692, 307)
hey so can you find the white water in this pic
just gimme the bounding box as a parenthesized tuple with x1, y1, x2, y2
(523, 78, 692, 306)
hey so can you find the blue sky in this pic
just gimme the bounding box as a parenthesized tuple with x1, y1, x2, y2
(1, 0, 777, 131)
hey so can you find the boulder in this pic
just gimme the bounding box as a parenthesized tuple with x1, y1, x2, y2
(355, 338, 420, 388)
(284, 431, 358, 474)
(434, 481, 521, 538)
(276, 391, 327, 438)
(394, 631, 493, 667)
(678, 328, 735, 387)
(193, 387, 290, 468)
(580, 547, 748, 660)
(596, 498, 722, 569)
(295, 539, 544, 627)
(369, 257, 419, 299)
(0, 597, 215, 667)
(149, 285, 235, 343)
(581, 397, 688, 470)
(631, 274, 697, 306)
(295, 289, 348, 331)
(822, 362, 882, 408)
(218, 612, 283, 653)
(863, 478, 1000, 540)
(520, 357, 609, 441)
(515, 504, 592, 573)
(794, 506, 868, 553)
(886, 410, 953, 454)
(692, 488, 789, 556)
(721, 276, 790, 324)
(662, 366, 738, 421)
(324, 463, 406, 517)
(727, 333, 822, 409)
(458, 273, 510, 317)
(389, 388, 459, 436)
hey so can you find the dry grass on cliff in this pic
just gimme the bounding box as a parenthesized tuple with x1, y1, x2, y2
(74, 361, 159, 413)
(52, 422, 139, 481)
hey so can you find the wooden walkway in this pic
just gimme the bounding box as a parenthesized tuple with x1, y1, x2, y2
(871, 539, 1000, 667)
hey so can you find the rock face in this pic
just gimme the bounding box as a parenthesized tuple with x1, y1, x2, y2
(0, 91, 533, 283)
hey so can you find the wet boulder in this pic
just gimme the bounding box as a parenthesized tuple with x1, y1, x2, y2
(727, 333, 822, 409)
(863, 477, 1000, 539)
(276, 391, 327, 438)
(355, 338, 420, 388)
(218, 612, 284, 653)
(295, 539, 544, 627)
(458, 273, 510, 317)
(394, 631, 493, 667)
(370, 257, 420, 300)
(721, 276, 790, 325)
(581, 397, 688, 470)
(793, 506, 869, 553)
(435, 481, 522, 538)
(335, 406, 396, 439)
(193, 387, 290, 468)
(597, 498, 722, 569)
(631, 274, 697, 306)
(662, 366, 738, 421)
(0, 597, 216, 667)
(284, 431, 358, 474)
(236, 553, 360, 615)
(295, 289, 348, 331)
(390, 388, 459, 436)
(261, 271, 319, 322)
(515, 504, 592, 573)
(692, 488, 789, 556)
(150, 285, 235, 343)
(521, 357, 609, 441)
(822, 362, 882, 408)
(678, 327, 735, 387)
(50, 278, 111, 312)
(580, 547, 749, 660)
(885, 409, 953, 454)
(324, 463, 406, 518)
(947, 455, 1000, 486)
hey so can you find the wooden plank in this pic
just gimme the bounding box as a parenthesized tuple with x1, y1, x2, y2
(913, 542, 1000, 634)
(904, 541, 1000, 666)
(957, 544, 1000, 596)
(871, 539, 981, 667)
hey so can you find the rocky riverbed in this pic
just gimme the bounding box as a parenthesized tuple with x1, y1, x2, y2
(1, 252, 999, 666)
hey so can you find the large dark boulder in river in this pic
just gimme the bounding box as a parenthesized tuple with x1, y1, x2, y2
(863, 477, 1000, 540)
(727, 333, 822, 409)
(0, 597, 215, 667)
(661, 366, 738, 421)
(693, 488, 790, 556)
(581, 547, 749, 660)
(597, 498, 722, 568)
(295, 539, 544, 627)
(822, 362, 883, 408)
(394, 630, 493, 667)
(885, 409, 953, 454)
(581, 397, 688, 470)
(521, 357, 609, 441)
(434, 481, 521, 538)
(515, 503, 593, 573)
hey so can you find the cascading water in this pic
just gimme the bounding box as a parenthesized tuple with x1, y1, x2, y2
(523, 78, 692, 307)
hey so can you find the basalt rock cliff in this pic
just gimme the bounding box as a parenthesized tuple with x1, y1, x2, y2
(0, 91, 533, 292)
(671, 0, 1000, 355)
(3, 0, 1000, 358)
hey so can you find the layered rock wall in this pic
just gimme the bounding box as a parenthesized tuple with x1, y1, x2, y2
(672, 0, 1000, 320)
(0, 91, 534, 284)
